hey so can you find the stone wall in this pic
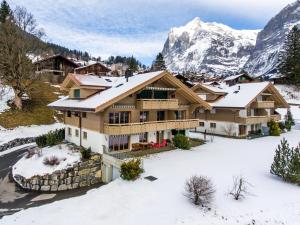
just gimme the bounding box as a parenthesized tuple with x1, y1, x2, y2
(14, 154, 102, 192)
(0, 137, 36, 152)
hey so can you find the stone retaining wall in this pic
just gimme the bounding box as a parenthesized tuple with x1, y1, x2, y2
(0, 137, 36, 152)
(14, 154, 102, 192)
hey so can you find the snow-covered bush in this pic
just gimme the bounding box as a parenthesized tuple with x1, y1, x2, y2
(120, 159, 144, 181)
(286, 110, 295, 126)
(271, 138, 300, 183)
(173, 134, 190, 150)
(268, 120, 281, 136)
(80, 147, 91, 159)
(43, 156, 60, 166)
(184, 175, 215, 206)
(229, 175, 252, 200)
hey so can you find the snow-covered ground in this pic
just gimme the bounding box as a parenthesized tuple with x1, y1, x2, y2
(13, 144, 81, 179)
(0, 123, 64, 146)
(0, 86, 14, 113)
(1, 127, 300, 224)
(275, 85, 300, 105)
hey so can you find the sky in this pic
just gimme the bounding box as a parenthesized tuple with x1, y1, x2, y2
(9, 0, 297, 65)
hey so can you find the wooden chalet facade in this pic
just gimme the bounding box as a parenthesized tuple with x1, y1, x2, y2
(49, 71, 211, 153)
(74, 63, 111, 76)
(223, 74, 255, 86)
(192, 82, 289, 137)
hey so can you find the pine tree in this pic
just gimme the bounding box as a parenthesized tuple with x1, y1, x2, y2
(268, 119, 281, 136)
(270, 138, 292, 180)
(151, 52, 166, 71)
(0, 0, 11, 23)
(128, 56, 138, 72)
(278, 26, 300, 85)
(287, 146, 300, 183)
(286, 109, 295, 126)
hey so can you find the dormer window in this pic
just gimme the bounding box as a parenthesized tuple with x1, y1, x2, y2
(74, 89, 80, 98)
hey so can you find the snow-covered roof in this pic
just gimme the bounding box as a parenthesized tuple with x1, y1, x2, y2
(223, 74, 252, 81)
(73, 74, 120, 87)
(211, 82, 271, 108)
(49, 71, 165, 111)
(74, 62, 110, 72)
(201, 84, 227, 93)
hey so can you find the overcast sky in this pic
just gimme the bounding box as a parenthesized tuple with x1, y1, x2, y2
(9, 0, 297, 64)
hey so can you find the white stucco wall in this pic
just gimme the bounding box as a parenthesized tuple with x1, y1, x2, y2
(196, 120, 239, 136)
(65, 125, 80, 146)
(81, 128, 108, 154)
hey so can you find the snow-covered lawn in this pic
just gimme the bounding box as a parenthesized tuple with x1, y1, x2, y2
(2, 129, 300, 225)
(275, 84, 300, 105)
(0, 123, 64, 145)
(13, 144, 81, 179)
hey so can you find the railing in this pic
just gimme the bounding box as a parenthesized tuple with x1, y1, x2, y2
(136, 99, 179, 110)
(237, 114, 281, 124)
(104, 119, 199, 135)
(253, 101, 275, 108)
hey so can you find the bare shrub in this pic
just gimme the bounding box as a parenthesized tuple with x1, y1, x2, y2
(26, 148, 36, 158)
(229, 175, 252, 200)
(184, 175, 215, 206)
(221, 124, 236, 136)
(43, 156, 60, 166)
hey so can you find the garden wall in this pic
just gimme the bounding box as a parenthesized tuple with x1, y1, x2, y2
(0, 137, 36, 152)
(14, 154, 102, 192)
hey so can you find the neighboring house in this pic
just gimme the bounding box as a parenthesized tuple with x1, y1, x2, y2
(192, 82, 289, 137)
(110, 63, 129, 76)
(34, 55, 79, 83)
(74, 62, 111, 76)
(48, 71, 211, 153)
(223, 73, 255, 86)
(174, 74, 194, 88)
(268, 73, 287, 84)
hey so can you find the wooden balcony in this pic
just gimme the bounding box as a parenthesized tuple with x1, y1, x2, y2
(136, 99, 179, 110)
(237, 114, 281, 124)
(253, 101, 274, 108)
(104, 119, 199, 135)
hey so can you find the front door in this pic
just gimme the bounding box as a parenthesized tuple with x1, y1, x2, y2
(156, 131, 164, 144)
(239, 125, 246, 136)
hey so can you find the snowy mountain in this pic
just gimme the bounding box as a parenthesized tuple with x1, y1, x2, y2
(244, 0, 300, 76)
(162, 17, 259, 76)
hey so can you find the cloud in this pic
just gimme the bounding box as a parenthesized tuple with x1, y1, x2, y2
(8, 0, 297, 63)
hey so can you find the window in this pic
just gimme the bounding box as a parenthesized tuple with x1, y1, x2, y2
(157, 111, 165, 121)
(82, 112, 87, 118)
(74, 112, 80, 117)
(68, 128, 72, 136)
(199, 122, 205, 127)
(175, 111, 185, 120)
(83, 131, 87, 140)
(109, 135, 129, 151)
(74, 89, 80, 98)
(67, 111, 71, 117)
(139, 133, 148, 143)
(109, 112, 130, 124)
(75, 129, 79, 137)
(137, 90, 152, 99)
(210, 109, 216, 114)
(210, 123, 216, 129)
(140, 111, 149, 122)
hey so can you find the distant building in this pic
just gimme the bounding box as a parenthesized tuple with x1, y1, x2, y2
(223, 74, 255, 86)
(74, 63, 111, 76)
(34, 55, 79, 83)
(110, 63, 129, 76)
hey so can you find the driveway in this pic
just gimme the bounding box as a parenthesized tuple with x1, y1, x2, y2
(0, 145, 102, 219)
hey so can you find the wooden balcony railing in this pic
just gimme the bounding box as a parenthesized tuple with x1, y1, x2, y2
(104, 119, 199, 135)
(253, 101, 275, 108)
(237, 114, 281, 124)
(136, 99, 179, 110)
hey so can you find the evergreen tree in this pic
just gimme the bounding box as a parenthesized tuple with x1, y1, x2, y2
(268, 119, 281, 136)
(128, 56, 138, 72)
(286, 109, 295, 126)
(0, 0, 11, 23)
(287, 146, 300, 183)
(151, 52, 166, 71)
(278, 26, 300, 85)
(270, 138, 292, 181)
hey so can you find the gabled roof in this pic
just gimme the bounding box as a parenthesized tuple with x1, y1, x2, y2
(74, 62, 111, 72)
(191, 83, 227, 94)
(48, 71, 211, 112)
(223, 73, 253, 82)
(211, 82, 289, 108)
(34, 54, 79, 68)
(62, 74, 120, 88)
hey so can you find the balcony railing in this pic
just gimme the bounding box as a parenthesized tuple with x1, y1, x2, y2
(104, 119, 199, 135)
(253, 101, 275, 108)
(237, 114, 281, 124)
(136, 99, 179, 110)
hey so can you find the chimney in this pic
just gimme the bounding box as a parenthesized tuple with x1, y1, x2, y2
(125, 69, 133, 82)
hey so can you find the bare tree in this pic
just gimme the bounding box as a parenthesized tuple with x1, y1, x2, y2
(184, 175, 215, 206)
(221, 124, 235, 136)
(0, 6, 44, 110)
(229, 175, 252, 200)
